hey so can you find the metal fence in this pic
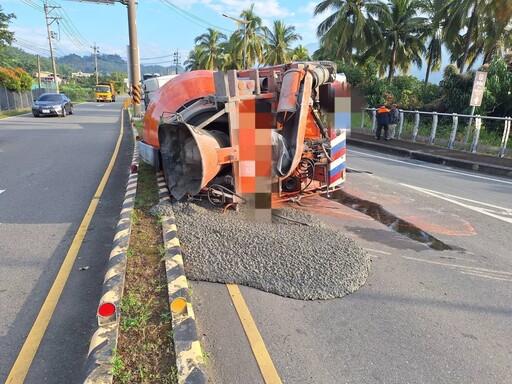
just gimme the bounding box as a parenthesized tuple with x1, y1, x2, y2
(0, 87, 51, 111)
(360, 108, 512, 158)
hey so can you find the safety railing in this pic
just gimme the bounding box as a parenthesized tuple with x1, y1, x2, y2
(360, 108, 511, 158)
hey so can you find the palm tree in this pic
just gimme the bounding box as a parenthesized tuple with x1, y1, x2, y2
(238, 4, 266, 68)
(314, 0, 381, 64)
(262, 21, 301, 65)
(466, 4, 512, 65)
(184, 46, 204, 71)
(291, 45, 311, 61)
(421, 0, 446, 84)
(362, 0, 426, 81)
(442, 0, 484, 73)
(194, 28, 227, 70)
(219, 38, 240, 71)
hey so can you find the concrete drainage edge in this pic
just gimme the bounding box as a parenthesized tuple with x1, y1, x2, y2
(83, 109, 139, 384)
(157, 175, 207, 384)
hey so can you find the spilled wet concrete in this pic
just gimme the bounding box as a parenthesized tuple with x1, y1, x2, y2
(163, 201, 371, 300)
(331, 189, 452, 251)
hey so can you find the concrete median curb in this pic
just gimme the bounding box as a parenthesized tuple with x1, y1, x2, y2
(83, 109, 139, 383)
(157, 175, 207, 384)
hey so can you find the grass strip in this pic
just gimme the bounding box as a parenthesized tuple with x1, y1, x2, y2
(113, 126, 177, 383)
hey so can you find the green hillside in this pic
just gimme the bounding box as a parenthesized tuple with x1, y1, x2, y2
(1, 46, 183, 77)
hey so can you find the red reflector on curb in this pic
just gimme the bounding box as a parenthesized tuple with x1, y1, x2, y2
(130, 164, 138, 173)
(98, 302, 116, 318)
(135, 135, 140, 141)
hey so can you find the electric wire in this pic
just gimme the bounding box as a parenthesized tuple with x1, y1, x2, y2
(159, 0, 234, 33)
(140, 54, 174, 61)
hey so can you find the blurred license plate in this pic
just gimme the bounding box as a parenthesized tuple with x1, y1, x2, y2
(42, 109, 50, 113)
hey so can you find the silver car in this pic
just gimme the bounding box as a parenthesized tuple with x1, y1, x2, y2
(32, 93, 74, 117)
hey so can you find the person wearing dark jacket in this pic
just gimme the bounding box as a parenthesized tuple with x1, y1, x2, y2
(388, 103, 399, 139)
(376, 104, 390, 140)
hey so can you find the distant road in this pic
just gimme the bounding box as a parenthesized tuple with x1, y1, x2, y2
(0, 101, 132, 383)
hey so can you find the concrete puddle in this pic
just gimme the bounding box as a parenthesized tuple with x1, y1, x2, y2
(331, 189, 452, 251)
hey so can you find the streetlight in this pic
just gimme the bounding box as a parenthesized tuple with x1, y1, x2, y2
(222, 13, 251, 69)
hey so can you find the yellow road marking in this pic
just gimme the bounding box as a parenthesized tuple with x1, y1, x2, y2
(226, 284, 282, 384)
(6, 112, 125, 384)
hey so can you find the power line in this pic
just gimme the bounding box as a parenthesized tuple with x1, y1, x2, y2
(19, 0, 43, 12)
(159, 0, 234, 33)
(140, 54, 174, 60)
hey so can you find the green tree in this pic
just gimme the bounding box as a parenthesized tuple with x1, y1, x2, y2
(236, 4, 266, 68)
(0, 6, 15, 52)
(421, 0, 445, 84)
(438, 64, 474, 114)
(262, 21, 301, 65)
(442, 0, 484, 73)
(291, 45, 311, 61)
(184, 46, 203, 71)
(481, 57, 512, 118)
(362, 0, 426, 82)
(314, 0, 381, 64)
(194, 28, 227, 70)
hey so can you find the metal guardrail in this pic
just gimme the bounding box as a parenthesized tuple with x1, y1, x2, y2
(360, 108, 511, 158)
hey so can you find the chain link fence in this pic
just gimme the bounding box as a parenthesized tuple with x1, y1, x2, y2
(0, 87, 52, 111)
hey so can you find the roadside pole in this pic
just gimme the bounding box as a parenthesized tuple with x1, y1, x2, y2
(127, 0, 142, 117)
(465, 71, 487, 144)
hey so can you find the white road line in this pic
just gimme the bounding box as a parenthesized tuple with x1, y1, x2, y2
(349, 149, 512, 185)
(400, 183, 512, 224)
(0, 190, 5, 195)
(364, 248, 392, 255)
(459, 271, 512, 282)
(402, 256, 512, 281)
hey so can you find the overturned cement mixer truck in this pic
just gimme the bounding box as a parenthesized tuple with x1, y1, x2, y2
(139, 61, 350, 208)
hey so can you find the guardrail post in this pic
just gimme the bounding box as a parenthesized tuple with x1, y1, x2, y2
(398, 111, 404, 139)
(429, 112, 438, 145)
(448, 113, 458, 149)
(360, 109, 365, 131)
(412, 111, 420, 142)
(499, 117, 511, 157)
(371, 109, 376, 134)
(470, 116, 481, 153)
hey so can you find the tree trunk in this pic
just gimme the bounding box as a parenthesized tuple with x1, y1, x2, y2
(424, 51, 433, 85)
(388, 45, 396, 82)
(459, 0, 478, 73)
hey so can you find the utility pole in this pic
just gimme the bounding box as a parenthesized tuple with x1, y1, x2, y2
(92, 43, 99, 85)
(126, 0, 141, 116)
(66, 0, 141, 114)
(36, 55, 42, 89)
(173, 50, 181, 74)
(43, 0, 61, 93)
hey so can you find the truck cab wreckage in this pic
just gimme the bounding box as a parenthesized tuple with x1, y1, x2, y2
(140, 61, 350, 210)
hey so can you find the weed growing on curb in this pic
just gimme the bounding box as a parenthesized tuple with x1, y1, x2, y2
(113, 162, 177, 384)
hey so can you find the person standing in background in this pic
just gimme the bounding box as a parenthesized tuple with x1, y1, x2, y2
(388, 103, 399, 140)
(376, 104, 390, 140)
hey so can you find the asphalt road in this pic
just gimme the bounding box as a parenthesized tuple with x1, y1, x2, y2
(0, 101, 132, 383)
(191, 146, 512, 383)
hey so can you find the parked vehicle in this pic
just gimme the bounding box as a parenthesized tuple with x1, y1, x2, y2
(95, 82, 116, 102)
(32, 93, 73, 117)
(142, 74, 178, 108)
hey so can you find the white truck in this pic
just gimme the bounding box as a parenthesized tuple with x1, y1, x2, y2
(142, 74, 178, 108)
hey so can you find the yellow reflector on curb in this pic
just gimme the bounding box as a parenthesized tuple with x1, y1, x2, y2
(170, 297, 188, 315)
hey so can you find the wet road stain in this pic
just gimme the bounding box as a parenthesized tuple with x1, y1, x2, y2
(331, 189, 452, 251)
